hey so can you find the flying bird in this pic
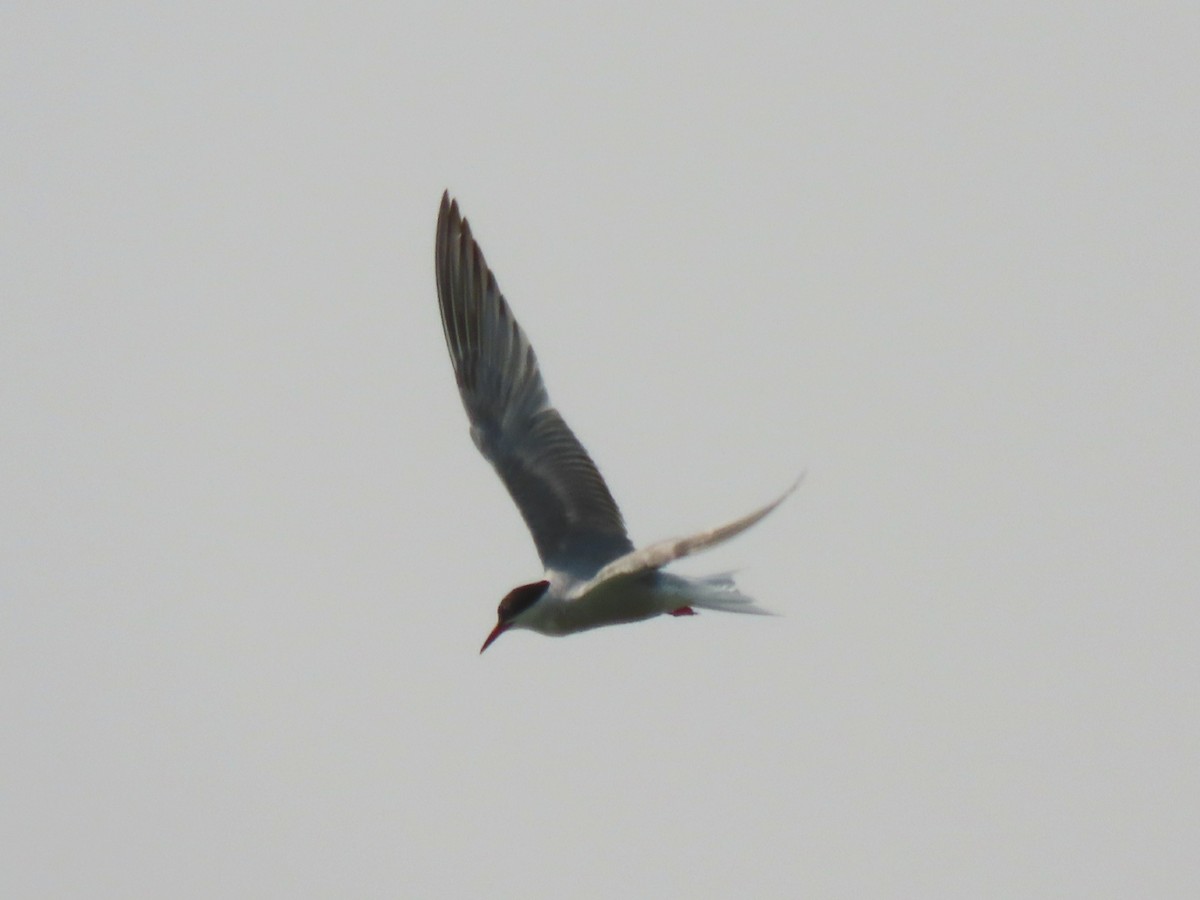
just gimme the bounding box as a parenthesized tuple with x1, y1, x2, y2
(434, 192, 797, 653)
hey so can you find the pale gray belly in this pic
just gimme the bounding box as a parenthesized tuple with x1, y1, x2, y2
(533, 572, 671, 636)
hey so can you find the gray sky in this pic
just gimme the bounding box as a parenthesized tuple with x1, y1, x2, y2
(3, 3, 1197, 897)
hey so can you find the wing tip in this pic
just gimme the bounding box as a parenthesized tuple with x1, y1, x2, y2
(438, 189, 454, 230)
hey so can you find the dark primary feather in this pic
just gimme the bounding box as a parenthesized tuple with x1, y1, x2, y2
(434, 192, 633, 574)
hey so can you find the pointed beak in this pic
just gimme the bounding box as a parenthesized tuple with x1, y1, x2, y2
(480, 621, 510, 654)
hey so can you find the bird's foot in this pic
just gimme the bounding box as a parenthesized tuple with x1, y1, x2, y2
(668, 606, 696, 617)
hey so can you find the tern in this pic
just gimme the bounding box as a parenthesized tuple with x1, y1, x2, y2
(435, 192, 797, 653)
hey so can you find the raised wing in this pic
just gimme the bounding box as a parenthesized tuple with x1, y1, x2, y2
(435, 192, 634, 574)
(568, 477, 802, 599)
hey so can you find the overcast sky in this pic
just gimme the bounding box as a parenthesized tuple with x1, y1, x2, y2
(3, 3, 1198, 897)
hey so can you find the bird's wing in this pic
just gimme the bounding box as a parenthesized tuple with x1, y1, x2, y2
(435, 192, 634, 574)
(568, 477, 801, 598)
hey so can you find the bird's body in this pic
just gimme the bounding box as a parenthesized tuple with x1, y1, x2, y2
(515, 573, 671, 637)
(434, 192, 796, 652)
(514, 570, 738, 636)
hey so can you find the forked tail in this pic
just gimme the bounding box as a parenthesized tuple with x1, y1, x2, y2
(676, 573, 777, 619)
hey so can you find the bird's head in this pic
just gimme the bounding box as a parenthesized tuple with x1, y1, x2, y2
(480, 580, 551, 653)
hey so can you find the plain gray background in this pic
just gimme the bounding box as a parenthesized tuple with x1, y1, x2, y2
(3, 3, 1197, 897)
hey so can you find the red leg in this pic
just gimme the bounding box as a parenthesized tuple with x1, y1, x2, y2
(668, 606, 696, 617)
